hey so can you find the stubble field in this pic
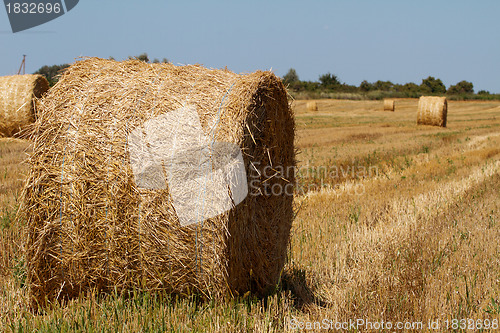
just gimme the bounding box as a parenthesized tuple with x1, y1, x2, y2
(1, 98, 499, 331)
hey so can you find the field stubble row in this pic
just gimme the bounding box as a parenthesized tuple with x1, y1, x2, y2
(0, 99, 499, 331)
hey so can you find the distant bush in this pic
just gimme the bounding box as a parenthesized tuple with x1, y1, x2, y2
(359, 80, 374, 92)
(420, 76, 446, 94)
(283, 68, 299, 86)
(34, 64, 70, 86)
(447, 80, 474, 95)
(129, 53, 149, 63)
(319, 72, 341, 89)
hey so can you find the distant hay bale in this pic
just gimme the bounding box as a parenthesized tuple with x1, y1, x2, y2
(306, 100, 318, 111)
(20, 58, 295, 308)
(383, 99, 395, 111)
(0, 74, 49, 136)
(417, 96, 447, 127)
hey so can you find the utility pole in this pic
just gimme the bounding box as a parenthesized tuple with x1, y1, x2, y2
(17, 54, 26, 75)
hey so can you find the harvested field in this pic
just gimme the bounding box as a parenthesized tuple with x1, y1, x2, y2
(1, 98, 499, 331)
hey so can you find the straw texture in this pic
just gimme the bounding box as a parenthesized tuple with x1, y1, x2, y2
(306, 101, 318, 111)
(0, 74, 49, 136)
(383, 99, 395, 111)
(20, 58, 295, 308)
(417, 96, 447, 127)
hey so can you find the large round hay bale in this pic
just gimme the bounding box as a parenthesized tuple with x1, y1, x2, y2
(383, 99, 395, 111)
(21, 58, 295, 308)
(0, 74, 49, 136)
(417, 96, 447, 127)
(306, 100, 318, 111)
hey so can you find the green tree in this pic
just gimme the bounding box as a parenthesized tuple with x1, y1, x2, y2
(373, 80, 394, 91)
(420, 76, 446, 94)
(401, 82, 419, 92)
(319, 72, 340, 88)
(359, 80, 374, 92)
(283, 68, 299, 85)
(339, 83, 358, 93)
(34, 64, 70, 86)
(397, 82, 420, 97)
(129, 53, 150, 63)
(151, 57, 170, 64)
(294, 80, 320, 91)
(447, 80, 474, 94)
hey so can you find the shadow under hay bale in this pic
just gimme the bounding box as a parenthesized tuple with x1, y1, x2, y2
(383, 99, 395, 112)
(417, 96, 447, 127)
(306, 101, 318, 111)
(20, 58, 296, 309)
(0, 74, 49, 137)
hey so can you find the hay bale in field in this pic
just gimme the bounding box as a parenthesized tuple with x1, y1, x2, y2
(417, 96, 447, 127)
(383, 99, 395, 111)
(0, 74, 49, 136)
(306, 100, 318, 111)
(20, 58, 295, 308)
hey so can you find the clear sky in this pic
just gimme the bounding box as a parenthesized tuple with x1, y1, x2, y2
(1, 0, 499, 93)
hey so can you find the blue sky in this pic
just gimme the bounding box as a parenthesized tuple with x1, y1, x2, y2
(1, 0, 499, 92)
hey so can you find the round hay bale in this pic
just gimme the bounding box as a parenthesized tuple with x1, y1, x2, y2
(306, 100, 318, 111)
(20, 58, 295, 308)
(383, 99, 395, 111)
(0, 74, 49, 137)
(417, 96, 447, 127)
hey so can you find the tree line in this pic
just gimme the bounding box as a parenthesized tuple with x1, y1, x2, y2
(32, 56, 497, 100)
(282, 68, 497, 100)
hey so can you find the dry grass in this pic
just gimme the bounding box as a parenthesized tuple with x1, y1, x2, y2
(1, 98, 500, 331)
